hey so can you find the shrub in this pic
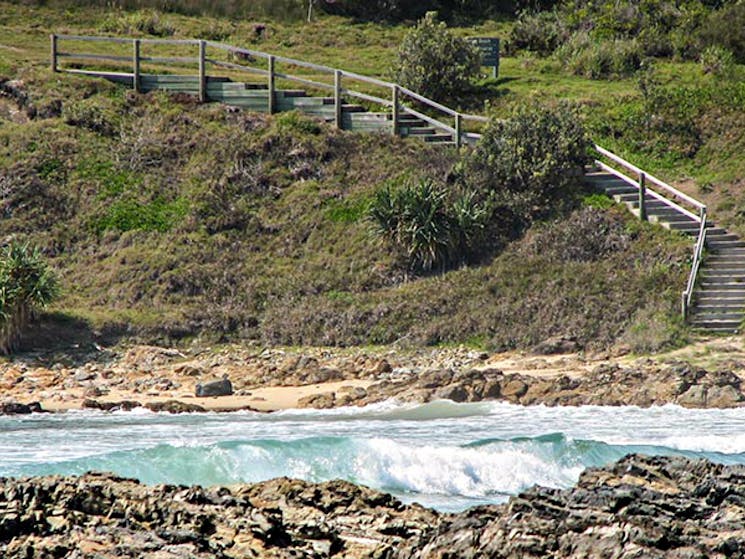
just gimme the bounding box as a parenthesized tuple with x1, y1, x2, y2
(509, 10, 567, 55)
(0, 242, 58, 354)
(100, 9, 176, 37)
(64, 100, 120, 137)
(699, 45, 735, 77)
(195, 20, 234, 41)
(369, 178, 490, 272)
(458, 103, 590, 227)
(392, 12, 481, 103)
(698, 3, 745, 63)
(557, 33, 644, 79)
(519, 207, 632, 263)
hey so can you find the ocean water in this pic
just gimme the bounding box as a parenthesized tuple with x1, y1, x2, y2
(3, 400, 745, 512)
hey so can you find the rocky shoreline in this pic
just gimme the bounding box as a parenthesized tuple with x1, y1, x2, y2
(3, 342, 745, 413)
(1, 454, 743, 558)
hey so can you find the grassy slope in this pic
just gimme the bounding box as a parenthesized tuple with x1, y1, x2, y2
(0, 4, 701, 351)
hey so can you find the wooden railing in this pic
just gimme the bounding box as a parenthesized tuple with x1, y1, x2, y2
(592, 145, 708, 319)
(51, 34, 489, 147)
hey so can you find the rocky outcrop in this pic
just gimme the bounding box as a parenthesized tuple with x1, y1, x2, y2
(0, 401, 42, 415)
(0, 472, 437, 559)
(400, 454, 745, 558)
(1, 455, 744, 558)
(299, 361, 745, 409)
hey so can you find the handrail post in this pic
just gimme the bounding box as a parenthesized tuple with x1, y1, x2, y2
(267, 55, 276, 114)
(198, 40, 207, 103)
(334, 70, 342, 130)
(132, 38, 141, 93)
(455, 113, 462, 148)
(681, 292, 688, 320)
(638, 171, 647, 221)
(50, 34, 58, 73)
(391, 85, 399, 137)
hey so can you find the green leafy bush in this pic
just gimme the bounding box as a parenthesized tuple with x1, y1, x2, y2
(459, 103, 590, 227)
(369, 178, 490, 272)
(557, 33, 644, 79)
(698, 3, 745, 63)
(0, 242, 58, 354)
(509, 10, 567, 55)
(392, 12, 481, 103)
(699, 45, 735, 77)
(64, 100, 121, 137)
(100, 9, 176, 37)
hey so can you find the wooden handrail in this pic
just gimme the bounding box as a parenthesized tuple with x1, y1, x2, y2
(53, 34, 487, 144)
(594, 144, 706, 213)
(682, 210, 708, 319)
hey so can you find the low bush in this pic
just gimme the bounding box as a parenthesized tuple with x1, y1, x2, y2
(518, 206, 632, 263)
(698, 3, 745, 63)
(509, 10, 567, 55)
(392, 12, 481, 103)
(0, 242, 58, 354)
(557, 33, 644, 79)
(369, 178, 490, 272)
(458, 103, 590, 228)
(100, 9, 176, 37)
(699, 45, 735, 77)
(64, 100, 121, 137)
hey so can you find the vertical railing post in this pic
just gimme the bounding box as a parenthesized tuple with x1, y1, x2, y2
(455, 113, 463, 148)
(132, 39, 141, 93)
(638, 171, 647, 221)
(391, 85, 399, 137)
(50, 34, 58, 73)
(334, 70, 342, 130)
(267, 55, 276, 114)
(198, 40, 207, 103)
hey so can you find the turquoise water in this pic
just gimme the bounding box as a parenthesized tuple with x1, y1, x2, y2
(3, 400, 745, 511)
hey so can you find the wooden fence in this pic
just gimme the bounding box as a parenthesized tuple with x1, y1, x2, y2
(51, 34, 489, 147)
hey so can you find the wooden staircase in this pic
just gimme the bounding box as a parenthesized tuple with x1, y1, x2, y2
(98, 73, 455, 144)
(586, 168, 744, 334)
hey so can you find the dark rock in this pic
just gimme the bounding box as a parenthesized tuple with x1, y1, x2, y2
(195, 378, 233, 398)
(82, 399, 141, 412)
(297, 392, 336, 409)
(145, 400, 206, 414)
(0, 402, 36, 415)
(531, 335, 580, 355)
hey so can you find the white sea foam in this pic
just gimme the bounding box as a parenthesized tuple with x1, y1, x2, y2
(5, 402, 745, 510)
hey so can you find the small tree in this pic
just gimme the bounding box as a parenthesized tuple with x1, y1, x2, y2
(0, 242, 59, 354)
(458, 103, 590, 227)
(392, 12, 481, 103)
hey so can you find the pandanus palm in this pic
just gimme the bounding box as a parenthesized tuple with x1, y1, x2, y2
(0, 242, 59, 354)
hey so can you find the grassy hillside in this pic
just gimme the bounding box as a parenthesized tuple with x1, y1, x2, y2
(0, 2, 723, 352)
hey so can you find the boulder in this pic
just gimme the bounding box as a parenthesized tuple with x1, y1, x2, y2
(145, 400, 206, 414)
(0, 402, 41, 415)
(195, 378, 233, 398)
(531, 335, 580, 355)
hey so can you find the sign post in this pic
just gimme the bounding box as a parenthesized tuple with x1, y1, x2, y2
(468, 37, 500, 79)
